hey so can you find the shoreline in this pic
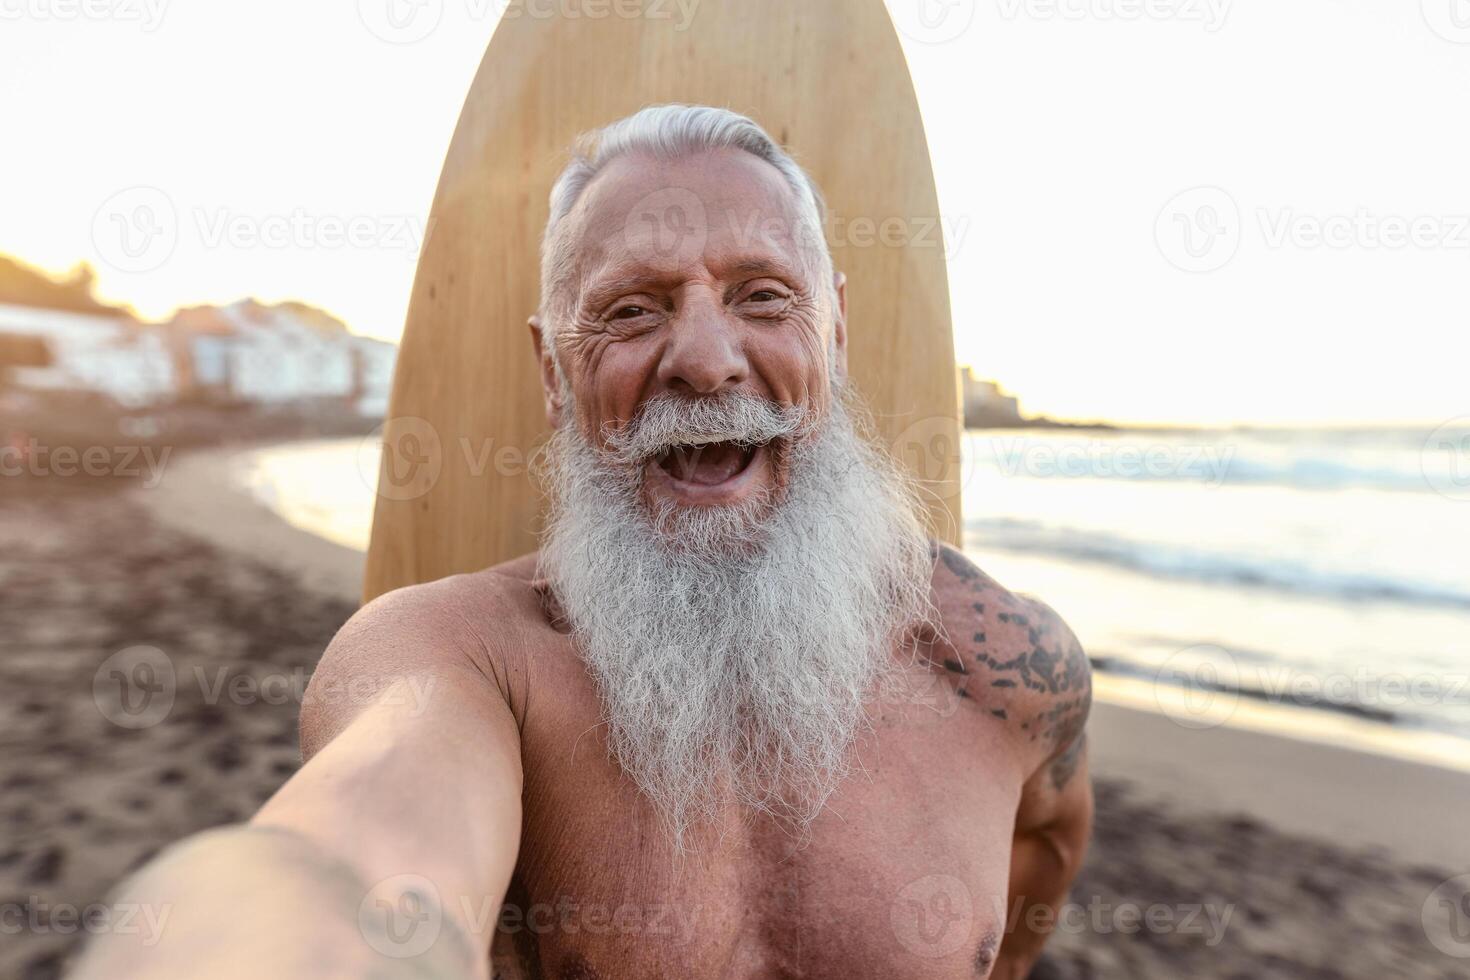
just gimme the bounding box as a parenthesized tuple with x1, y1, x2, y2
(139, 443, 1470, 870)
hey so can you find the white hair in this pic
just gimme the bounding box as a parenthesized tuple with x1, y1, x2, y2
(537, 104, 836, 354)
(538, 387, 935, 844)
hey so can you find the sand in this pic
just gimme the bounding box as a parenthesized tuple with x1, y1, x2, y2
(1, 453, 1467, 979)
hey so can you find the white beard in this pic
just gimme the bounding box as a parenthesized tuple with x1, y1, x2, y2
(538, 387, 935, 843)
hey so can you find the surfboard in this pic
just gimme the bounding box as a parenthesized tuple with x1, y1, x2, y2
(362, 0, 963, 603)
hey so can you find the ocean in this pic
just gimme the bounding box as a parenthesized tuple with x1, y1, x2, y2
(240, 425, 1470, 764)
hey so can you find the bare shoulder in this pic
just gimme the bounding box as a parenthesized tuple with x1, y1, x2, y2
(301, 554, 551, 757)
(926, 542, 1092, 788)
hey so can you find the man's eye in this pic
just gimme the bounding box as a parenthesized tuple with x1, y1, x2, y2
(610, 305, 648, 320)
(747, 290, 781, 303)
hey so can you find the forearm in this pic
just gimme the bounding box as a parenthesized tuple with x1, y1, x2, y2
(67, 824, 481, 980)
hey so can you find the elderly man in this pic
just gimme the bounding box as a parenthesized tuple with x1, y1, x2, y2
(75, 105, 1091, 980)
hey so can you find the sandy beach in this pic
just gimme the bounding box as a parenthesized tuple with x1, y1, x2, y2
(2, 450, 1467, 979)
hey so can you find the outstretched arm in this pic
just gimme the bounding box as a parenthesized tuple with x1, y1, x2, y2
(69, 579, 524, 980)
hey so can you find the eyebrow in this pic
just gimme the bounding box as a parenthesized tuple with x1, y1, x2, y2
(721, 256, 805, 282)
(578, 255, 809, 310)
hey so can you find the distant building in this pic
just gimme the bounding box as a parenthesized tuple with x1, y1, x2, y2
(0, 299, 397, 418)
(959, 368, 1023, 429)
(0, 303, 175, 408)
(166, 300, 396, 416)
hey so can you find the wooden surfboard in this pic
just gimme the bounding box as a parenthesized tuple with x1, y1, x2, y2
(363, 0, 963, 603)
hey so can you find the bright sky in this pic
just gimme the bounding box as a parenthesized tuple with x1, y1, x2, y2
(2, 0, 1468, 426)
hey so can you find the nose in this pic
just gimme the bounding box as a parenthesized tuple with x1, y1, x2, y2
(656, 306, 750, 395)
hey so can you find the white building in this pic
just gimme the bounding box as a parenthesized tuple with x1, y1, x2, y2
(0, 303, 176, 408)
(173, 300, 396, 416)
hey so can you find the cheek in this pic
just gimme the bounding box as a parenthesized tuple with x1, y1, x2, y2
(570, 335, 661, 431)
(745, 321, 833, 409)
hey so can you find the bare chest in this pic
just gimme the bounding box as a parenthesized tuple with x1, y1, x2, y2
(492, 664, 1021, 980)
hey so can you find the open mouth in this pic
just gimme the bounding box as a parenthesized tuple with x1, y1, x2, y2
(654, 439, 759, 487)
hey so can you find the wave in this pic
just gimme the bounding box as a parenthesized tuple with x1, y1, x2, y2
(968, 518, 1470, 610)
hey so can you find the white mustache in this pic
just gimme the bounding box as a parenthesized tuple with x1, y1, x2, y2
(601, 390, 808, 465)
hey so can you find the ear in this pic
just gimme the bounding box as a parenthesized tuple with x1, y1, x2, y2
(528, 315, 564, 428)
(830, 271, 849, 381)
